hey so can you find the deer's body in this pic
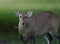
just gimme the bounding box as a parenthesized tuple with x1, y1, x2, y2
(15, 10, 60, 44)
(25, 11, 59, 37)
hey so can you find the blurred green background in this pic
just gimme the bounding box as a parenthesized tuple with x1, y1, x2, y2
(0, 0, 60, 44)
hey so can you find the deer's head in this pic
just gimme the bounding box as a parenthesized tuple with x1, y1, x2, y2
(15, 10, 33, 31)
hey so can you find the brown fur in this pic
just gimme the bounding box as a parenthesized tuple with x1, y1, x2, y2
(24, 11, 60, 37)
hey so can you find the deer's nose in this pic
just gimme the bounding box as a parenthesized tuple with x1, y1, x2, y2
(22, 22, 24, 25)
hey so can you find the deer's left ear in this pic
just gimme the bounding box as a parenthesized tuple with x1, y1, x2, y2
(15, 10, 20, 17)
(27, 11, 33, 17)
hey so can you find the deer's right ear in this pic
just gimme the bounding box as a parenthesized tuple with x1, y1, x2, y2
(15, 10, 20, 16)
(27, 11, 33, 17)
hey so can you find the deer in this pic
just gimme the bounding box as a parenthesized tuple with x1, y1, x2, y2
(15, 10, 60, 44)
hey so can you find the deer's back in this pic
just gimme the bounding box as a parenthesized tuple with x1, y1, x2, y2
(26, 11, 59, 36)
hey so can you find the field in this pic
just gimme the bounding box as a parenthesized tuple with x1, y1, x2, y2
(0, 0, 60, 44)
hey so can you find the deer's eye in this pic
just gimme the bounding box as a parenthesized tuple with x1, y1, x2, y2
(24, 16, 27, 18)
(23, 16, 27, 20)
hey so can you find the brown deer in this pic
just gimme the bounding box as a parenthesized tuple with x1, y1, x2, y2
(15, 10, 60, 44)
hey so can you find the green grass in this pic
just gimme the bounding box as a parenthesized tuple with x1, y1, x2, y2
(0, 0, 60, 44)
(0, 0, 60, 11)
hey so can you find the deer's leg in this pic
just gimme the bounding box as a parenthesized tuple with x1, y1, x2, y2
(50, 27, 59, 44)
(50, 18, 60, 44)
(49, 30, 60, 44)
(51, 32, 60, 44)
(53, 34, 60, 44)
(58, 35, 60, 44)
(24, 38, 28, 44)
(20, 34, 25, 44)
(30, 37, 35, 44)
(44, 32, 53, 44)
(29, 34, 35, 44)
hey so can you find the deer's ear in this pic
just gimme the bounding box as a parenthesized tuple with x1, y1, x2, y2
(15, 10, 20, 16)
(27, 11, 33, 17)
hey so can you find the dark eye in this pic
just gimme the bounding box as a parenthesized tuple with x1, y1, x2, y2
(23, 16, 27, 20)
(25, 16, 27, 18)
